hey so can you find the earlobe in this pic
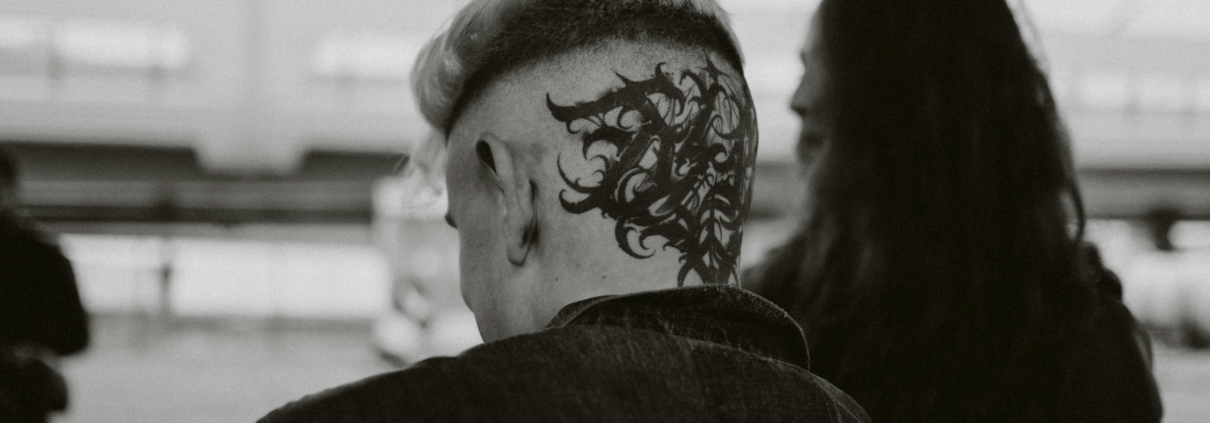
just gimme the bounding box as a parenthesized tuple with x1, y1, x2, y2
(506, 179, 537, 266)
(477, 132, 537, 266)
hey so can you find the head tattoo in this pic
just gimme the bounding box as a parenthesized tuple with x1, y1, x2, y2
(547, 58, 757, 285)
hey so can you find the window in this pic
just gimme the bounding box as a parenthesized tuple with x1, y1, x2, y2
(0, 14, 189, 77)
(1137, 73, 1189, 113)
(312, 32, 421, 81)
(0, 15, 50, 74)
(1196, 77, 1210, 114)
(1080, 70, 1132, 110)
(56, 19, 189, 75)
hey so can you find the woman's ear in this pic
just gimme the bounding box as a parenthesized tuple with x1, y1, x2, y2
(476, 132, 537, 266)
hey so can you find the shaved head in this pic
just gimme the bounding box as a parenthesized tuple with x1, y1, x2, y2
(452, 41, 754, 280)
(413, 0, 756, 341)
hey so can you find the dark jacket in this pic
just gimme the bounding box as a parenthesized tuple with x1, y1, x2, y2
(259, 285, 870, 423)
(0, 216, 89, 423)
(0, 217, 89, 354)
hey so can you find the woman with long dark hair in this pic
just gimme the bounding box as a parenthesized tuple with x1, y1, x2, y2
(747, 0, 1163, 421)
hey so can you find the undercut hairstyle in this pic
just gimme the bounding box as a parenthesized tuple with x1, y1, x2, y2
(412, 0, 757, 286)
(411, 0, 741, 136)
(751, 0, 1103, 421)
(450, 1, 743, 135)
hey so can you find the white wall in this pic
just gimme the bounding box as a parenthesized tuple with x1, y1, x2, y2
(0, 0, 1206, 171)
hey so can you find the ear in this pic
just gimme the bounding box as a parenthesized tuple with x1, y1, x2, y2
(476, 132, 537, 266)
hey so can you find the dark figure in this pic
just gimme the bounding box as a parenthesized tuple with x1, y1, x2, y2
(260, 0, 869, 422)
(1144, 207, 1180, 253)
(746, 0, 1163, 421)
(0, 150, 90, 423)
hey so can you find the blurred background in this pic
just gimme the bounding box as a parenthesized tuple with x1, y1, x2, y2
(0, 0, 1206, 421)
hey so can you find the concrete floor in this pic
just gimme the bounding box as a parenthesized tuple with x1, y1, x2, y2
(49, 315, 1210, 423)
(54, 316, 392, 423)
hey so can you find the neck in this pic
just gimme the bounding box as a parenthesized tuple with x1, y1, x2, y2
(525, 255, 706, 331)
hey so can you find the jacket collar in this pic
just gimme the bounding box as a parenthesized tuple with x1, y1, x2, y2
(546, 284, 811, 369)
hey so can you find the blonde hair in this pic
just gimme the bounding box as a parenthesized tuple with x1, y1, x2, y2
(409, 0, 741, 138)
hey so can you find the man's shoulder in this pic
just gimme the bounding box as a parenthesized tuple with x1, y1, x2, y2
(259, 325, 869, 423)
(257, 355, 458, 423)
(256, 327, 670, 422)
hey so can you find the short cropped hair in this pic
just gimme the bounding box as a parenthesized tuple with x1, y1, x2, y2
(411, 0, 742, 136)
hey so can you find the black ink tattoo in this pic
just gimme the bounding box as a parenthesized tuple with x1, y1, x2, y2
(546, 59, 758, 286)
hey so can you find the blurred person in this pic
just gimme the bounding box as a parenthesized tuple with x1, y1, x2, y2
(0, 149, 90, 423)
(1145, 208, 1180, 253)
(259, 0, 868, 422)
(1128, 208, 1210, 348)
(745, 0, 1163, 421)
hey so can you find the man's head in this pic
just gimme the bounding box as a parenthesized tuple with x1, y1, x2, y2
(412, 0, 757, 341)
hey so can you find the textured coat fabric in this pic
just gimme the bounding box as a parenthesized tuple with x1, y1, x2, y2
(259, 285, 871, 423)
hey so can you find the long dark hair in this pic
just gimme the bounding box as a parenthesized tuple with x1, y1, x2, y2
(753, 0, 1099, 420)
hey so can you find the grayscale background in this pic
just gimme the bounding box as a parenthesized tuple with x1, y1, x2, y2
(0, 0, 1206, 421)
